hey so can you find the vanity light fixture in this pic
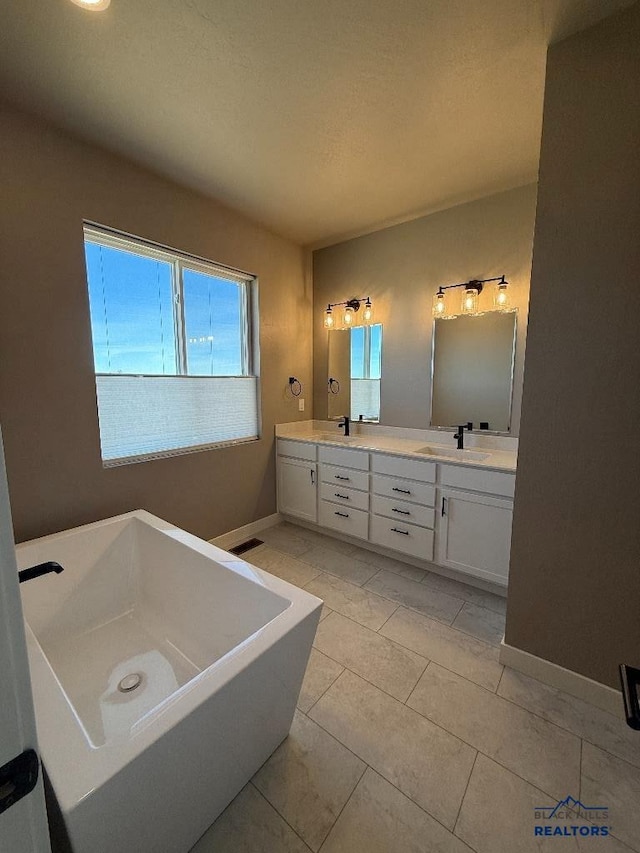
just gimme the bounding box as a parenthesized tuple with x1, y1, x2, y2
(432, 276, 508, 319)
(323, 304, 334, 328)
(462, 283, 481, 315)
(323, 297, 374, 329)
(494, 276, 510, 310)
(69, 0, 111, 10)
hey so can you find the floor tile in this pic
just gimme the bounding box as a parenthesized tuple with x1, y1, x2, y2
(498, 668, 640, 770)
(407, 663, 581, 800)
(380, 607, 503, 692)
(451, 601, 506, 646)
(314, 611, 428, 701)
(309, 670, 476, 830)
(455, 753, 627, 853)
(304, 573, 398, 631)
(249, 545, 322, 588)
(300, 545, 378, 586)
(421, 571, 507, 615)
(252, 711, 365, 852)
(281, 524, 357, 556)
(297, 649, 344, 713)
(190, 783, 311, 852)
(581, 742, 640, 851)
(357, 549, 429, 583)
(364, 569, 464, 624)
(319, 606, 332, 622)
(321, 767, 474, 853)
(259, 523, 314, 558)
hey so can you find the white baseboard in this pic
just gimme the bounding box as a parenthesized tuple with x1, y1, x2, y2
(211, 513, 282, 551)
(499, 640, 623, 718)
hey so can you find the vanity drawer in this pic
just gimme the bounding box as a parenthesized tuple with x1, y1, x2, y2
(318, 446, 369, 471)
(370, 515, 434, 561)
(318, 500, 369, 540)
(371, 473, 436, 506)
(277, 439, 317, 461)
(320, 464, 369, 492)
(320, 481, 370, 512)
(371, 494, 435, 529)
(371, 453, 436, 483)
(440, 464, 515, 498)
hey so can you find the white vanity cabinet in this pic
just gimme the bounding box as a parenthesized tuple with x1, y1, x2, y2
(317, 445, 369, 540)
(275, 436, 516, 587)
(369, 453, 436, 561)
(436, 465, 515, 585)
(276, 439, 317, 523)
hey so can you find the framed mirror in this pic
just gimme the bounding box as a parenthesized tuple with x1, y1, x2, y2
(328, 324, 382, 422)
(430, 312, 516, 432)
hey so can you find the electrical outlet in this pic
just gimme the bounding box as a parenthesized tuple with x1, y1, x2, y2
(298, 398, 305, 412)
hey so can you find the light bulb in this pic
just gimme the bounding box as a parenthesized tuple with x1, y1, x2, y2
(433, 291, 446, 318)
(462, 287, 479, 314)
(324, 306, 334, 328)
(343, 306, 354, 327)
(363, 298, 373, 324)
(495, 281, 510, 310)
(70, 0, 111, 9)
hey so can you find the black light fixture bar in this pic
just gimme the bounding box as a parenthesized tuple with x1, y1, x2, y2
(435, 275, 506, 297)
(325, 296, 371, 312)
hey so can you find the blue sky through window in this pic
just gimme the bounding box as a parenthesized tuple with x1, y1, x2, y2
(85, 242, 244, 376)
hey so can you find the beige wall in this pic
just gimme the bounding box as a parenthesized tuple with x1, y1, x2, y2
(313, 184, 537, 433)
(506, 4, 640, 688)
(0, 105, 312, 543)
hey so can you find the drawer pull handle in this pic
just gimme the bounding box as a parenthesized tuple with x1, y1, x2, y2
(334, 493, 349, 500)
(390, 527, 409, 535)
(441, 497, 447, 516)
(335, 475, 350, 481)
(310, 469, 315, 485)
(392, 508, 410, 515)
(335, 511, 349, 518)
(392, 487, 411, 494)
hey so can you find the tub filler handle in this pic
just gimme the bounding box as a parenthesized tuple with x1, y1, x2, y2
(18, 561, 64, 583)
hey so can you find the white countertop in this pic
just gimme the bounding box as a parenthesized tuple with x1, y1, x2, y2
(276, 420, 517, 474)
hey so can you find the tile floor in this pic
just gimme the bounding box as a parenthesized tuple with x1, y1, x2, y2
(191, 523, 640, 853)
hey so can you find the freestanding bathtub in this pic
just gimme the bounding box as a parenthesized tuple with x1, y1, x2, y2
(16, 511, 322, 853)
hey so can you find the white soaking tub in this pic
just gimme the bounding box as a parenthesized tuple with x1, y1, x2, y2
(16, 511, 321, 853)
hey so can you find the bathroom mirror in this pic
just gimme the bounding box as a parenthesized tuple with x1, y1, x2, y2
(327, 324, 382, 422)
(430, 312, 516, 432)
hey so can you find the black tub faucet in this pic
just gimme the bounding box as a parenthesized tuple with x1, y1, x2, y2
(19, 561, 64, 584)
(338, 416, 350, 437)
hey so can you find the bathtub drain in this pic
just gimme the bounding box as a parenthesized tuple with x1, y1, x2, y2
(118, 673, 143, 693)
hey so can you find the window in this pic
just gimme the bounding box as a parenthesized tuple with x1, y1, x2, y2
(83, 224, 259, 465)
(350, 324, 382, 421)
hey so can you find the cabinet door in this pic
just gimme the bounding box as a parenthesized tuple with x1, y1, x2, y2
(436, 488, 512, 585)
(277, 458, 317, 523)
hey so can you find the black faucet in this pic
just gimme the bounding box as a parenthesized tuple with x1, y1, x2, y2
(453, 425, 466, 450)
(18, 561, 64, 584)
(338, 416, 350, 437)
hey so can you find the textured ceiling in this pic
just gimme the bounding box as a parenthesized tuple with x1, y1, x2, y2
(0, 0, 634, 246)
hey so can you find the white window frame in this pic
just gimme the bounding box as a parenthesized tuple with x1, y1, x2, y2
(83, 223, 260, 465)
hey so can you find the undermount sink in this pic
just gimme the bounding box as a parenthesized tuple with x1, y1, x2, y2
(415, 445, 490, 461)
(312, 432, 361, 444)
